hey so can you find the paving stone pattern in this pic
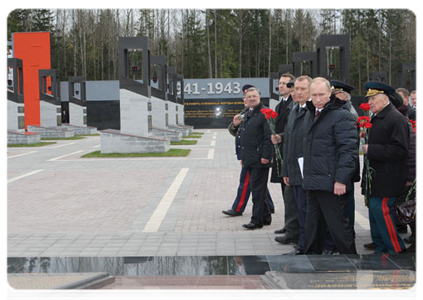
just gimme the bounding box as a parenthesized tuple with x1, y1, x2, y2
(7, 130, 387, 257)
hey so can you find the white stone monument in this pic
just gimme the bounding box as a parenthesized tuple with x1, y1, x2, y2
(62, 76, 97, 135)
(100, 37, 169, 154)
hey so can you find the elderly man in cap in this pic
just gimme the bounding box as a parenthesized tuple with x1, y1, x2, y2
(361, 81, 408, 254)
(223, 84, 275, 217)
(330, 80, 360, 237)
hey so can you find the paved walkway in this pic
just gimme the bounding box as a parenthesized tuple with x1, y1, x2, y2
(7, 129, 395, 257)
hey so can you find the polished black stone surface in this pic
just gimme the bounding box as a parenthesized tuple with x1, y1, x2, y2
(7, 253, 416, 277)
(263, 270, 416, 289)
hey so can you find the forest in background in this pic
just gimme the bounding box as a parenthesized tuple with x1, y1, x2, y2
(7, 9, 416, 96)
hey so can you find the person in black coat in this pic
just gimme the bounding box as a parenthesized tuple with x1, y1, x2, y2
(392, 94, 416, 251)
(223, 85, 275, 217)
(240, 87, 273, 229)
(361, 82, 408, 254)
(279, 75, 312, 253)
(303, 77, 358, 255)
(330, 80, 360, 237)
(271, 73, 299, 243)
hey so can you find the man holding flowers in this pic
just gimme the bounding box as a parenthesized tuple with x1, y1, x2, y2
(361, 81, 409, 254)
(239, 87, 273, 230)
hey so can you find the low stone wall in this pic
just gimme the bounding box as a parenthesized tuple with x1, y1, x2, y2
(167, 125, 190, 137)
(61, 124, 98, 135)
(151, 127, 182, 142)
(27, 126, 74, 139)
(100, 129, 169, 154)
(8, 131, 40, 145)
(177, 124, 194, 134)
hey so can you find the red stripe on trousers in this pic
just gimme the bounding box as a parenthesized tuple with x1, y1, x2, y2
(382, 197, 401, 253)
(236, 172, 250, 212)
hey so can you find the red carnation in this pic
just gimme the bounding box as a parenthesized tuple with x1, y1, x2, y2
(360, 103, 371, 111)
(364, 122, 373, 129)
(357, 116, 371, 127)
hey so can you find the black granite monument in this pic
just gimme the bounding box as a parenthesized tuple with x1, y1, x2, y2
(398, 62, 416, 91)
(293, 51, 317, 78)
(316, 34, 350, 82)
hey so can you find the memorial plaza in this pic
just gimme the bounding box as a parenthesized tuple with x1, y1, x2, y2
(6, 129, 417, 294)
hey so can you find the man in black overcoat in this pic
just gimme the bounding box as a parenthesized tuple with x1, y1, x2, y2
(240, 87, 273, 229)
(361, 82, 408, 254)
(303, 77, 358, 255)
(271, 73, 299, 244)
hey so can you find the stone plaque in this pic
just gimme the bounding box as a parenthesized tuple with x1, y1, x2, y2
(18, 116, 25, 129)
(262, 270, 420, 300)
(148, 115, 152, 132)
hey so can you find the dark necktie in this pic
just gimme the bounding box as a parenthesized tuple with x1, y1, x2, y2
(314, 110, 320, 121)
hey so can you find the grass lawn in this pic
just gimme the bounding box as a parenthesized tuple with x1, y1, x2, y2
(183, 133, 203, 139)
(81, 149, 191, 158)
(171, 140, 197, 145)
(8, 142, 56, 147)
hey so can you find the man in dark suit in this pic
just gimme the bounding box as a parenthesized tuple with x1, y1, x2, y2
(280, 75, 312, 253)
(396, 87, 416, 121)
(410, 90, 420, 113)
(271, 73, 299, 245)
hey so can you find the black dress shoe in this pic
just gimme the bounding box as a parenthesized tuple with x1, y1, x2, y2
(242, 223, 263, 230)
(364, 242, 376, 250)
(322, 249, 339, 255)
(274, 228, 286, 234)
(222, 209, 242, 217)
(275, 235, 297, 244)
(282, 249, 304, 255)
(397, 224, 408, 234)
(407, 244, 416, 253)
(404, 235, 415, 244)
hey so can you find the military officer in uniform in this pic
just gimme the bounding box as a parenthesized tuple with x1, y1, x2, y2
(361, 81, 408, 254)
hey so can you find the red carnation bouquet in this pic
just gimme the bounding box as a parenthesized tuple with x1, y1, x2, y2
(358, 103, 375, 203)
(261, 108, 282, 176)
(410, 120, 420, 139)
(405, 120, 420, 219)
